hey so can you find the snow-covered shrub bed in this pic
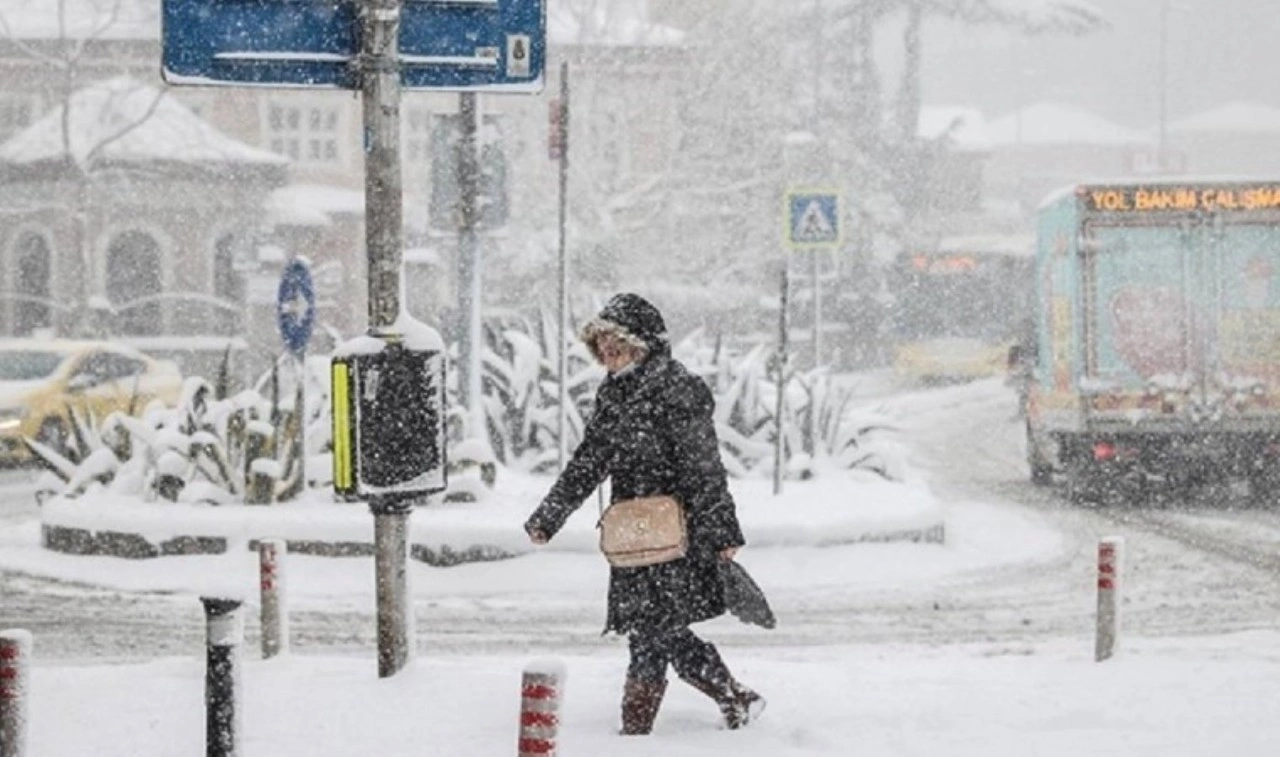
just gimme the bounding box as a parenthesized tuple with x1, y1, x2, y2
(34, 317, 911, 507)
(29, 371, 305, 507)
(676, 334, 907, 482)
(470, 315, 907, 483)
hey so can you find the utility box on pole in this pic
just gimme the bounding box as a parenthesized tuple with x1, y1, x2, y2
(331, 337, 448, 501)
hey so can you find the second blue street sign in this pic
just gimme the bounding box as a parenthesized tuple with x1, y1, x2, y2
(162, 0, 546, 92)
(277, 258, 316, 356)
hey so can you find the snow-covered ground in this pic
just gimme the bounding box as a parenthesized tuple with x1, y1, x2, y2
(6, 377, 1280, 755)
(25, 632, 1280, 757)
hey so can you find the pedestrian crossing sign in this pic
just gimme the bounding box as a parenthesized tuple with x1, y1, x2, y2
(785, 190, 841, 248)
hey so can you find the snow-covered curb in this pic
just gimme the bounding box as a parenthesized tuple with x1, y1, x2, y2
(38, 469, 946, 564)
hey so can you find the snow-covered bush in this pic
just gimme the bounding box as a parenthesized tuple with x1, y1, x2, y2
(452, 319, 903, 482)
(468, 309, 599, 473)
(676, 333, 903, 481)
(27, 358, 308, 505)
(444, 438, 498, 503)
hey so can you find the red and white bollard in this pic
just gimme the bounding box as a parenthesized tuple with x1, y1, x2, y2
(1095, 536, 1124, 662)
(517, 661, 565, 756)
(258, 538, 289, 659)
(0, 629, 32, 757)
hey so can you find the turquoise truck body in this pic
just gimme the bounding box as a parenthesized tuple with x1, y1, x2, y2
(1026, 180, 1280, 497)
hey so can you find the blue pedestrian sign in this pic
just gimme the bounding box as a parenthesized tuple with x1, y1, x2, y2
(277, 258, 317, 356)
(162, 0, 546, 92)
(785, 190, 842, 249)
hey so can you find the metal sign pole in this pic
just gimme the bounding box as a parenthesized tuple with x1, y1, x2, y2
(556, 60, 570, 472)
(457, 92, 483, 439)
(812, 249, 822, 370)
(297, 348, 307, 488)
(165, 0, 546, 687)
(774, 263, 789, 496)
(360, 0, 411, 679)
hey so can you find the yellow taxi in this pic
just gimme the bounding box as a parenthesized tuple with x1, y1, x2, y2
(0, 339, 183, 464)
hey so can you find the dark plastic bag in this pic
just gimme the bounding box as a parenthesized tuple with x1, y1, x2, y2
(720, 560, 775, 629)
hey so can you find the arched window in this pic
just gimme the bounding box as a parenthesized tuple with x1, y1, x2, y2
(213, 235, 243, 334)
(14, 232, 52, 336)
(107, 231, 162, 336)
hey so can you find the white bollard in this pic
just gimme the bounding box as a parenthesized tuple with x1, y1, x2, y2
(1095, 536, 1124, 662)
(0, 630, 33, 757)
(258, 539, 290, 659)
(518, 660, 565, 757)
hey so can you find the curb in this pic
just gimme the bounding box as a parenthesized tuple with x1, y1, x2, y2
(41, 524, 516, 567)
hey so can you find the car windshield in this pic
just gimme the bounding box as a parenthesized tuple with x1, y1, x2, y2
(0, 350, 66, 381)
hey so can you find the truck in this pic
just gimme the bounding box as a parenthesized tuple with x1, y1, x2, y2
(889, 235, 1034, 386)
(1024, 179, 1280, 502)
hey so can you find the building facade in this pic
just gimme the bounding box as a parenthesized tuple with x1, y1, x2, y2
(0, 0, 691, 378)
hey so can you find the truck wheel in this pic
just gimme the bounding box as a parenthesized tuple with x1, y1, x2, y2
(1063, 461, 1097, 506)
(1249, 472, 1279, 508)
(1025, 423, 1054, 486)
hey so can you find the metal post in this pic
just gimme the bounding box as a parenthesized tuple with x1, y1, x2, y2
(811, 0, 822, 128)
(1095, 536, 1123, 662)
(773, 264, 790, 496)
(812, 248, 822, 370)
(295, 351, 307, 488)
(457, 91, 483, 439)
(0, 630, 32, 757)
(361, 0, 403, 331)
(1158, 0, 1170, 167)
(258, 539, 289, 659)
(201, 598, 243, 757)
(360, 0, 412, 679)
(556, 61, 571, 472)
(809, 248, 821, 455)
(374, 510, 411, 677)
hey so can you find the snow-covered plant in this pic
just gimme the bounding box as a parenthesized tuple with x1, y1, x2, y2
(675, 334, 903, 481)
(30, 356, 308, 505)
(468, 309, 598, 472)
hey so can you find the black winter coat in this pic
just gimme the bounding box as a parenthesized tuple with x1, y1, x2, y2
(524, 351, 746, 635)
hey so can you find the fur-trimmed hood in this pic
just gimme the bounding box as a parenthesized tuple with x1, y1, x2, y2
(580, 293, 669, 361)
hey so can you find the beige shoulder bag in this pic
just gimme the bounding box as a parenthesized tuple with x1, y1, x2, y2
(598, 495, 687, 568)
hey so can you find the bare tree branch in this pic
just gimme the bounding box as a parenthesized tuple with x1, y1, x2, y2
(79, 0, 126, 53)
(81, 86, 167, 169)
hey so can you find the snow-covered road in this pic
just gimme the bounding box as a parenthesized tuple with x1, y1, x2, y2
(4, 379, 1280, 662)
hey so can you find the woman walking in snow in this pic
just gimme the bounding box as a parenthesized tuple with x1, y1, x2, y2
(524, 293, 764, 735)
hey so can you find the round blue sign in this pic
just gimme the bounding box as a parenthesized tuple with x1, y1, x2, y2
(276, 258, 316, 355)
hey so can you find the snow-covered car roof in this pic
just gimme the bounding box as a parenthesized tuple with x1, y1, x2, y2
(0, 338, 152, 361)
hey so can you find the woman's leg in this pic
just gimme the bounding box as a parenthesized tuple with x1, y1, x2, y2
(620, 631, 669, 735)
(668, 628, 764, 729)
(627, 631, 670, 682)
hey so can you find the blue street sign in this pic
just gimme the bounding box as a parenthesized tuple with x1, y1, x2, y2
(162, 0, 546, 92)
(277, 258, 317, 355)
(785, 190, 842, 248)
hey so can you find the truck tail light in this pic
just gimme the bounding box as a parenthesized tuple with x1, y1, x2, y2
(1093, 441, 1118, 462)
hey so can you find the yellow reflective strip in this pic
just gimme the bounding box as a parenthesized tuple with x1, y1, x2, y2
(331, 361, 352, 490)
